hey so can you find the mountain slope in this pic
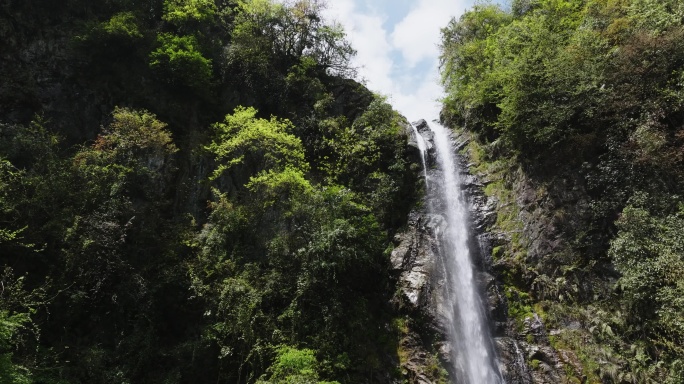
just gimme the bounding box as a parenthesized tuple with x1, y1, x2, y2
(0, 1, 420, 382)
(440, 0, 684, 382)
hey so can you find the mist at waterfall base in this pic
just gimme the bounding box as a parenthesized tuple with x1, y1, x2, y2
(412, 121, 503, 384)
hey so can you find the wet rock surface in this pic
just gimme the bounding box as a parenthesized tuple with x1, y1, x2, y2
(390, 211, 443, 310)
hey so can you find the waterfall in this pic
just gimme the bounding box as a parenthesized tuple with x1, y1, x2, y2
(413, 121, 503, 384)
(410, 123, 429, 185)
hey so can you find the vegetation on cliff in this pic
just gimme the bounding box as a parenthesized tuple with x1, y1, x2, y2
(440, 0, 684, 382)
(0, 1, 418, 383)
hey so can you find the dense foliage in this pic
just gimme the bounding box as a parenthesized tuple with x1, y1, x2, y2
(441, 0, 684, 381)
(0, 1, 418, 383)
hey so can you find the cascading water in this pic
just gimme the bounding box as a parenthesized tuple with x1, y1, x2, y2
(412, 121, 503, 384)
(410, 124, 429, 185)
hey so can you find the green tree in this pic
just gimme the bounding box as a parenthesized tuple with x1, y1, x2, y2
(628, 0, 684, 33)
(319, 97, 416, 228)
(0, 160, 27, 247)
(230, 0, 354, 73)
(223, 0, 356, 115)
(74, 107, 177, 204)
(0, 312, 31, 384)
(102, 12, 143, 39)
(162, 0, 217, 28)
(257, 346, 339, 384)
(54, 108, 181, 382)
(439, 4, 510, 138)
(208, 106, 308, 185)
(0, 118, 73, 265)
(610, 194, 684, 355)
(149, 33, 213, 89)
(0, 268, 45, 384)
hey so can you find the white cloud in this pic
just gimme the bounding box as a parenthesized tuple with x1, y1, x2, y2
(392, 76, 443, 124)
(323, 1, 394, 92)
(390, 0, 468, 69)
(323, 0, 470, 122)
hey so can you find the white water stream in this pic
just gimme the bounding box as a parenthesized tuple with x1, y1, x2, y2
(410, 124, 429, 186)
(413, 121, 503, 384)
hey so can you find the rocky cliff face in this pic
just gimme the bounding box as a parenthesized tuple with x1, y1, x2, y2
(392, 120, 582, 383)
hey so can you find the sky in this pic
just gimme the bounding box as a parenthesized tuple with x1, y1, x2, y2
(321, 0, 478, 123)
